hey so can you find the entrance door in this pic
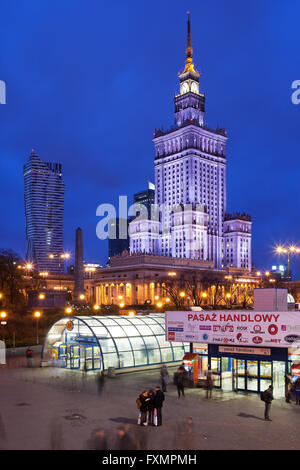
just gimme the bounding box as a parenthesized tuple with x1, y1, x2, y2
(85, 346, 101, 370)
(236, 359, 246, 390)
(210, 357, 221, 388)
(273, 361, 286, 398)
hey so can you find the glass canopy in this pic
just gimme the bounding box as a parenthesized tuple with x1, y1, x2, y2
(42, 314, 189, 371)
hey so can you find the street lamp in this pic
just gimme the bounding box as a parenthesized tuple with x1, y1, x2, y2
(49, 252, 71, 288)
(275, 244, 300, 281)
(65, 306, 73, 314)
(34, 311, 41, 345)
(93, 304, 100, 311)
(38, 293, 45, 300)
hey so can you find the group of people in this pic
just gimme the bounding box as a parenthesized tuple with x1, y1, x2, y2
(136, 387, 165, 426)
(285, 373, 300, 404)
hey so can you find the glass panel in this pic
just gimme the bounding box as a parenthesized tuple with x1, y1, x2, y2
(273, 361, 286, 398)
(156, 335, 171, 348)
(260, 361, 272, 379)
(105, 326, 126, 337)
(210, 357, 221, 387)
(114, 338, 132, 352)
(102, 353, 119, 369)
(114, 318, 132, 325)
(129, 337, 146, 350)
(119, 351, 134, 368)
(135, 325, 153, 336)
(97, 318, 119, 326)
(88, 326, 108, 337)
(133, 349, 148, 365)
(237, 360, 245, 389)
(99, 339, 116, 353)
(161, 348, 173, 363)
(173, 347, 185, 361)
(221, 357, 233, 391)
(121, 325, 140, 337)
(260, 378, 272, 392)
(127, 318, 145, 325)
(143, 336, 160, 349)
(147, 348, 161, 364)
(148, 324, 165, 335)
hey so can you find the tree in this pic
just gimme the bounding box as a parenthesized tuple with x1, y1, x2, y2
(0, 249, 26, 308)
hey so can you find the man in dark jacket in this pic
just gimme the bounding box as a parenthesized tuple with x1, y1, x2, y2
(174, 368, 185, 398)
(263, 385, 274, 421)
(154, 386, 165, 426)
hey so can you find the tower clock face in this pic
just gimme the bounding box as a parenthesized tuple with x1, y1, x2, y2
(181, 82, 189, 94)
(191, 82, 198, 94)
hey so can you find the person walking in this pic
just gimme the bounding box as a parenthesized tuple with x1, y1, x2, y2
(294, 377, 300, 405)
(285, 373, 292, 403)
(262, 385, 274, 421)
(206, 370, 214, 399)
(153, 386, 165, 426)
(96, 370, 105, 395)
(25, 347, 34, 368)
(160, 364, 169, 392)
(174, 367, 185, 398)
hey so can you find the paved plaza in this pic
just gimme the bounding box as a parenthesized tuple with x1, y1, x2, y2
(1, 355, 300, 451)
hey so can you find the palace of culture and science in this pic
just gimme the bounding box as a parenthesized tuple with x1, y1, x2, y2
(129, 14, 252, 272)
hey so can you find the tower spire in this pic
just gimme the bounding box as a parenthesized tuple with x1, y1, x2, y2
(186, 11, 193, 59)
(182, 11, 197, 74)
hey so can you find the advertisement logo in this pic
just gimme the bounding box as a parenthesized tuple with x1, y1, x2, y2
(237, 333, 248, 344)
(267, 339, 281, 344)
(199, 326, 211, 331)
(237, 326, 248, 331)
(66, 321, 74, 331)
(253, 325, 261, 333)
(202, 334, 209, 341)
(268, 324, 278, 335)
(252, 336, 263, 344)
(281, 325, 287, 331)
(213, 324, 234, 333)
(168, 332, 175, 341)
(284, 334, 300, 343)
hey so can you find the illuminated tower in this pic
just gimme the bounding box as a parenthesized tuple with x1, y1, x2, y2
(23, 150, 65, 273)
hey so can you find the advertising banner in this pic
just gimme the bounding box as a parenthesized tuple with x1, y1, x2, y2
(165, 310, 300, 348)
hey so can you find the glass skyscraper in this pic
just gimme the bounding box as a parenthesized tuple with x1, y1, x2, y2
(23, 150, 65, 273)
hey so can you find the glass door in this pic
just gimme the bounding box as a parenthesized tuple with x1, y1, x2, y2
(246, 361, 258, 392)
(236, 359, 246, 390)
(273, 361, 286, 398)
(259, 361, 272, 392)
(210, 357, 221, 388)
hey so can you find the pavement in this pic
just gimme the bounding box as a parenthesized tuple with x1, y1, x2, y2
(1, 357, 300, 450)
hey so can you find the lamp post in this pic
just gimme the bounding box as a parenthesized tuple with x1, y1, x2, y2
(275, 245, 300, 281)
(49, 252, 70, 289)
(34, 311, 41, 345)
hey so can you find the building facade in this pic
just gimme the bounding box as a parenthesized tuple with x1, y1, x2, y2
(24, 150, 65, 273)
(129, 14, 252, 271)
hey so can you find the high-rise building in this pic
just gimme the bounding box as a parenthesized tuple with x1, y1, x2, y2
(129, 14, 252, 271)
(23, 150, 65, 273)
(133, 182, 155, 218)
(108, 217, 130, 261)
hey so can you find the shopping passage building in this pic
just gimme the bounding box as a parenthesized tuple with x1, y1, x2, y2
(42, 314, 189, 371)
(166, 302, 300, 398)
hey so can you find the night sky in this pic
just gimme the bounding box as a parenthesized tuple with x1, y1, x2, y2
(0, 0, 300, 277)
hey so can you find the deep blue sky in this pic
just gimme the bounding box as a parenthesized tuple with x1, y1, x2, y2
(0, 0, 300, 277)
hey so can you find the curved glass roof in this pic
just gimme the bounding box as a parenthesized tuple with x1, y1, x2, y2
(42, 314, 189, 370)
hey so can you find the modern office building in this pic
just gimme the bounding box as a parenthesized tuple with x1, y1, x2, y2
(129, 14, 252, 271)
(133, 182, 155, 218)
(108, 218, 130, 261)
(23, 150, 65, 273)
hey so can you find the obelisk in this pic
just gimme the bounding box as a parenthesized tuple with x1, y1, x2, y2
(74, 227, 84, 300)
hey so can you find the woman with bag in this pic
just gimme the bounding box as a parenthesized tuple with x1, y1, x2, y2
(137, 391, 150, 426)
